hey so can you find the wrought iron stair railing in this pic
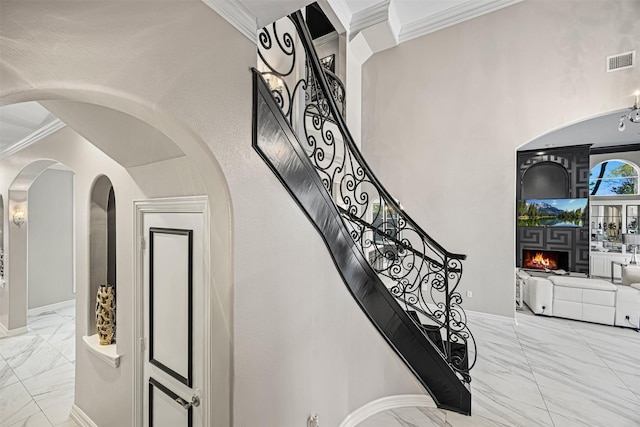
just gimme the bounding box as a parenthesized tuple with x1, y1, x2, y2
(253, 10, 475, 415)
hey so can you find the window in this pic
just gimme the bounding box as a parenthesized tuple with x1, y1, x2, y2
(590, 160, 639, 196)
(372, 199, 400, 244)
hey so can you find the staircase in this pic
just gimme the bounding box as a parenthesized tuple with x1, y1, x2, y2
(252, 10, 475, 415)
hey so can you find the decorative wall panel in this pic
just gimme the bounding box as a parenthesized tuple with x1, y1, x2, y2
(516, 145, 590, 273)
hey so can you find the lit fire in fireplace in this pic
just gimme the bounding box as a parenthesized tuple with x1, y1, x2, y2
(523, 251, 559, 270)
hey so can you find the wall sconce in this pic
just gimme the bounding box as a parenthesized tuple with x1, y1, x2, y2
(264, 74, 285, 95)
(13, 208, 25, 227)
(618, 90, 640, 132)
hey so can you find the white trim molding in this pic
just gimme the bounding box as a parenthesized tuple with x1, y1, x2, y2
(467, 309, 518, 324)
(0, 118, 66, 160)
(133, 196, 211, 427)
(0, 323, 28, 337)
(27, 299, 74, 316)
(349, 0, 390, 37)
(202, 0, 257, 44)
(70, 404, 99, 427)
(82, 334, 121, 368)
(339, 394, 438, 427)
(396, 0, 524, 43)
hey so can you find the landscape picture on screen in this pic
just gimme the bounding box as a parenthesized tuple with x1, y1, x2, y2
(518, 198, 587, 227)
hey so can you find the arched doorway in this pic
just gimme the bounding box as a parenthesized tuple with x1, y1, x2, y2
(0, 94, 232, 427)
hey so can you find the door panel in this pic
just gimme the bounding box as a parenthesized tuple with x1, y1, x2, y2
(143, 212, 203, 427)
(149, 378, 192, 427)
(149, 228, 193, 386)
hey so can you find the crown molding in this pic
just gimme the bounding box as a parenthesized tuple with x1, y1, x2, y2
(326, 0, 352, 33)
(397, 0, 524, 44)
(314, 31, 339, 46)
(0, 118, 66, 160)
(201, 0, 258, 44)
(349, 0, 390, 36)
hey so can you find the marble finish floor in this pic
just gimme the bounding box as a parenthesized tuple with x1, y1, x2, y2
(358, 310, 640, 427)
(0, 305, 77, 427)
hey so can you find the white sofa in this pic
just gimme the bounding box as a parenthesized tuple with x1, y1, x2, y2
(519, 270, 640, 328)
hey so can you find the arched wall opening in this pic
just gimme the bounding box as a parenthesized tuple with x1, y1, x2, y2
(0, 90, 234, 427)
(27, 165, 76, 312)
(5, 159, 61, 332)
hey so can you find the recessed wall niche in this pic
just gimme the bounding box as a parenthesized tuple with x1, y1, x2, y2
(89, 175, 116, 337)
(521, 162, 570, 199)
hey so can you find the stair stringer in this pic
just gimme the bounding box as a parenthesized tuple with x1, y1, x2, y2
(252, 70, 471, 415)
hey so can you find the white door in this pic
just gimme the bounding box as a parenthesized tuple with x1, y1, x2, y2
(141, 211, 205, 427)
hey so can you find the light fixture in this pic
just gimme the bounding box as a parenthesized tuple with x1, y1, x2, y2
(264, 74, 285, 95)
(12, 208, 25, 227)
(623, 233, 640, 264)
(618, 90, 640, 132)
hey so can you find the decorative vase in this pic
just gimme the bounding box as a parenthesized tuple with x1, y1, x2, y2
(96, 284, 116, 345)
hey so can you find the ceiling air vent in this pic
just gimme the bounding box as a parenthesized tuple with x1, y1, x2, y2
(607, 51, 635, 72)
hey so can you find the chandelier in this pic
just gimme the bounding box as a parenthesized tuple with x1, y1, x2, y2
(619, 90, 640, 132)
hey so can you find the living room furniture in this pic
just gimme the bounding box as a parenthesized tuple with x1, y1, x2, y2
(611, 260, 627, 283)
(622, 264, 640, 285)
(519, 269, 640, 328)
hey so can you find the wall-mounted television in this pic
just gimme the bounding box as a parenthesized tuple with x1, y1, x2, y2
(517, 198, 588, 227)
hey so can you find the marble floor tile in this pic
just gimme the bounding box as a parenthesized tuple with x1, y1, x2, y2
(471, 365, 547, 411)
(531, 363, 640, 427)
(26, 314, 65, 334)
(0, 334, 42, 360)
(0, 358, 20, 389)
(7, 410, 53, 427)
(0, 382, 41, 427)
(51, 338, 75, 363)
(54, 307, 75, 323)
(471, 388, 554, 427)
(41, 395, 74, 426)
(444, 411, 511, 427)
(21, 364, 75, 410)
(613, 369, 640, 399)
(519, 337, 607, 368)
(513, 320, 589, 350)
(358, 407, 445, 427)
(353, 311, 639, 427)
(35, 323, 74, 347)
(4, 338, 72, 381)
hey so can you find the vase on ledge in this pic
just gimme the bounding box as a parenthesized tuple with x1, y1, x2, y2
(96, 284, 116, 345)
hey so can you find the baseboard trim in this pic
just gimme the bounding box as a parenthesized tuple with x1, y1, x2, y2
(0, 322, 28, 337)
(339, 394, 437, 427)
(70, 404, 98, 427)
(467, 309, 517, 324)
(28, 299, 75, 316)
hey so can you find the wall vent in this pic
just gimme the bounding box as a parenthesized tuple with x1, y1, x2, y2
(607, 51, 635, 72)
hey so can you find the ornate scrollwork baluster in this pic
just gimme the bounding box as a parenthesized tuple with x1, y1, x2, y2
(257, 14, 476, 382)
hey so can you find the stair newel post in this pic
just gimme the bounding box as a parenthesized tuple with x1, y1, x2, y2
(445, 255, 452, 365)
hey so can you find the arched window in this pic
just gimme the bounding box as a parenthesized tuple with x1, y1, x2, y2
(589, 160, 639, 196)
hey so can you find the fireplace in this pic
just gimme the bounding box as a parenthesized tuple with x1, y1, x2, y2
(522, 249, 569, 271)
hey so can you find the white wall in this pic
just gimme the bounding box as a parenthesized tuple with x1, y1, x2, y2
(360, 0, 640, 317)
(0, 2, 424, 427)
(27, 168, 75, 309)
